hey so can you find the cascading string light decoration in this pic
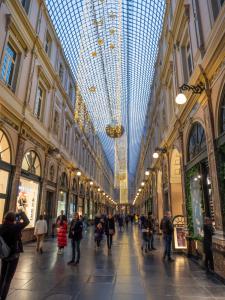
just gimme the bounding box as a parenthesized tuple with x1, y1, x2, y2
(46, 0, 166, 201)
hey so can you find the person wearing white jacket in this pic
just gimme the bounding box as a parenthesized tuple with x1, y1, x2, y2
(34, 215, 47, 254)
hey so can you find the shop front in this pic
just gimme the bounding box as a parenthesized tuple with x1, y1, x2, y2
(78, 183, 85, 216)
(18, 150, 42, 232)
(185, 122, 213, 237)
(217, 92, 225, 232)
(0, 130, 12, 223)
(69, 178, 78, 220)
(57, 172, 68, 218)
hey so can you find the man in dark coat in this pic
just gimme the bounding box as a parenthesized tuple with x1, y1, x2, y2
(160, 211, 174, 261)
(68, 212, 83, 265)
(105, 213, 115, 249)
(203, 217, 214, 273)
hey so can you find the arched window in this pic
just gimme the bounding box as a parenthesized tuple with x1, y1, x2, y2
(22, 150, 41, 176)
(219, 91, 225, 134)
(60, 172, 68, 189)
(0, 130, 11, 164)
(188, 122, 206, 161)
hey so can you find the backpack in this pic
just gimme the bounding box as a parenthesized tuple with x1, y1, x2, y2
(0, 236, 10, 259)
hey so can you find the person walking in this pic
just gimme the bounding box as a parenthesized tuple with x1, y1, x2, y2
(56, 213, 67, 254)
(0, 211, 29, 300)
(148, 212, 157, 250)
(160, 211, 174, 261)
(118, 215, 124, 232)
(95, 222, 104, 248)
(34, 215, 47, 254)
(141, 216, 149, 253)
(125, 215, 129, 229)
(67, 212, 83, 265)
(203, 217, 214, 273)
(105, 213, 115, 250)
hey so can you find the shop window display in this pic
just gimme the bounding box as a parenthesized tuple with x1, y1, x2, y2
(17, 177, 39, 228)
(57, 191, 67, 217)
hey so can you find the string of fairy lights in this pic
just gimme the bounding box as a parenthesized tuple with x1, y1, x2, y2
(46, 0, 166, 186)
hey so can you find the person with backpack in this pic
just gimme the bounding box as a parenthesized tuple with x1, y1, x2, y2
(160, 211, 174, 261)
(0, 211, 29, 300)
(67, 212, 83, 265)
(34, 215, 47, 254)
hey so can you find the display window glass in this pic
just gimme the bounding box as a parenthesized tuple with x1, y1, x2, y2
(57, 191, 67, 217)
(17, 177, 39, 228)
(0, 169, 9, 194)
(0, 198, 6, 224)
(22, 151, 41, 176)
(190, 176, 203, 235)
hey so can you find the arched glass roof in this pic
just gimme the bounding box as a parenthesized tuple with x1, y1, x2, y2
(46, 0, 166, 180)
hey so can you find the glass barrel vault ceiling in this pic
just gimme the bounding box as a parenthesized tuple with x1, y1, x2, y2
(46, 0, 166, 181)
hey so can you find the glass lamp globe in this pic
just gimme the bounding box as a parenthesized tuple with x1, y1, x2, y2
(175, 93, 187, 105)
(153, 152, 159, 159)
(145, 170, 150, 176)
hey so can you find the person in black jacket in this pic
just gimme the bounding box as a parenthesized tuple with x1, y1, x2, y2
(67, 212, 83, 265)
(0, 211, 29, 300)
(105, 213, 115, 250)
(203, 217, 214, 273)
(160, 211, 174, 262)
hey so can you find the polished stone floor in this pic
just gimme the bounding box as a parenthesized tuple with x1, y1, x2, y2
(5, 225, 225, 300)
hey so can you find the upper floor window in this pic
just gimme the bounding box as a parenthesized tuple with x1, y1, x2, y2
(0, 130, 11, 164)
(0, 43, 19, 92)
(186, 43, 193, 77)
(45, 31, 52, 57)
(34, 85, 45, 120)
(53, 110, 59, 135)
(188, 122, 206, 161)
(59, 63, 64, 83)
(209, 0, 224, 22)
(20, 0, 31, 14)
(64, 123, 70, 148)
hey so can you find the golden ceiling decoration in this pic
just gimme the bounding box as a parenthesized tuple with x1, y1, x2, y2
(89, 86, 96, 93)
(106, 124, 124, 138)
(91, 51, 97, 57)
(110, 43, 115, 49)
(98, 38, 104, 46)
(109, 28, 116, 35)
(109, 11, 117, 19)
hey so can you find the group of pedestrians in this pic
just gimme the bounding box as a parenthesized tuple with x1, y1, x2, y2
(0, 207, 216, 300)
(94, 213, 115, 250)
(140, 212, 157, 253)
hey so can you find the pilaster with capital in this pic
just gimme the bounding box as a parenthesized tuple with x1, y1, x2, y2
(39, 152, 51, 213)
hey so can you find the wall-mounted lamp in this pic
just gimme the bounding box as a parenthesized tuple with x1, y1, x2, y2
(153, 147, 167, 159)
(76, 171, 81, 176)
(175, 83, 205, 105)
(141, 182, 145, 186)
(90, 181, 93, 186)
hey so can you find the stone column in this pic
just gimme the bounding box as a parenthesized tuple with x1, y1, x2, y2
(178, 129, 187, 219)
(39, 152, 51, 214)
(9, 135, 26, 210)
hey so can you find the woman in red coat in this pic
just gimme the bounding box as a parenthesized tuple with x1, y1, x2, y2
(57, 214, 67, 254)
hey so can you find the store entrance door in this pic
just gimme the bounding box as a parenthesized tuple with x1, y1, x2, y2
(46, 191, 54, 230)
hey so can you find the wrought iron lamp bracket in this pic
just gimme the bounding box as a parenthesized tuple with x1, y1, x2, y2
(179, 82, 205, 94)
